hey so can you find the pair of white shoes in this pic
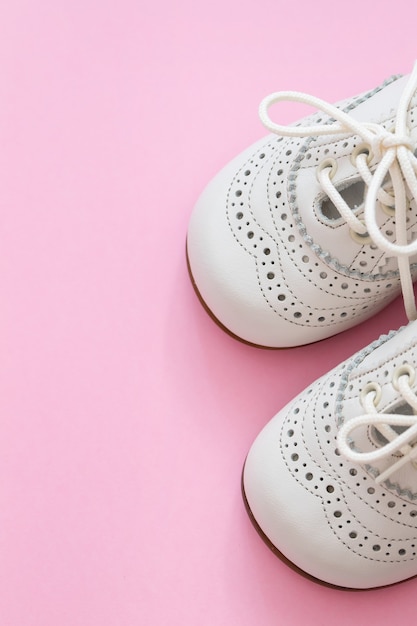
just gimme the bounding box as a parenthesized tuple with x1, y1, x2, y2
(187, 62, 417, 589)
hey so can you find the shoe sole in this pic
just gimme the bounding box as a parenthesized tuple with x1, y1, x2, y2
(186, 240, 280, 350)
(240, 461, 415, 592)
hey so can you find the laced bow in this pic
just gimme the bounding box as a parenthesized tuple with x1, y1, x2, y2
(259, 62, 417, 320)
(337, 368, 417, 484)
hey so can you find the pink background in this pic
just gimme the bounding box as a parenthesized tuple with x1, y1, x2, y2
(0, 1, 416, 624)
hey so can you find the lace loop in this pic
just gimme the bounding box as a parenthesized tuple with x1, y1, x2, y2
(260, 62, 417, 320)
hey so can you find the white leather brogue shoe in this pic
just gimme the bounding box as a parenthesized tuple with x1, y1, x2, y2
(188, 64, 417, 347)
(243, 320, 417, 588)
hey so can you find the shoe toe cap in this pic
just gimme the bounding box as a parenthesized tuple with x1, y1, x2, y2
(187, 139, 322, 348)
(188, 170, 282, 346)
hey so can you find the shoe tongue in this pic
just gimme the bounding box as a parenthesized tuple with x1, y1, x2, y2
(293, 73, 417, 272)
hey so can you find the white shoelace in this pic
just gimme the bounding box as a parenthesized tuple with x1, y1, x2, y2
(338, 369, 417, 484)
(259, 62, 417, 320)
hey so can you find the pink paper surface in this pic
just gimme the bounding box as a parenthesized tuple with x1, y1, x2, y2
(0, 1, 417, 624)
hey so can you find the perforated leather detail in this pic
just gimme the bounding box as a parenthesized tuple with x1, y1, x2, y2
(226, 98, 417, 332)
(280, 367, 417, 564)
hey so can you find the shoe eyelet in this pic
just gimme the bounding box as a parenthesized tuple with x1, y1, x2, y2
(349, 220, 372, 245)
(381, 201, 395, 217)
(351, 143, 373, 167)
(360, 382, 382, 408)
(392, 364, 416, 391)
(316, 158, 337, 182)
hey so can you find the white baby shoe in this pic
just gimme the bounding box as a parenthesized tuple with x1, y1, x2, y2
(187, 64, 417, 347)
(243, 320, 417, 588)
